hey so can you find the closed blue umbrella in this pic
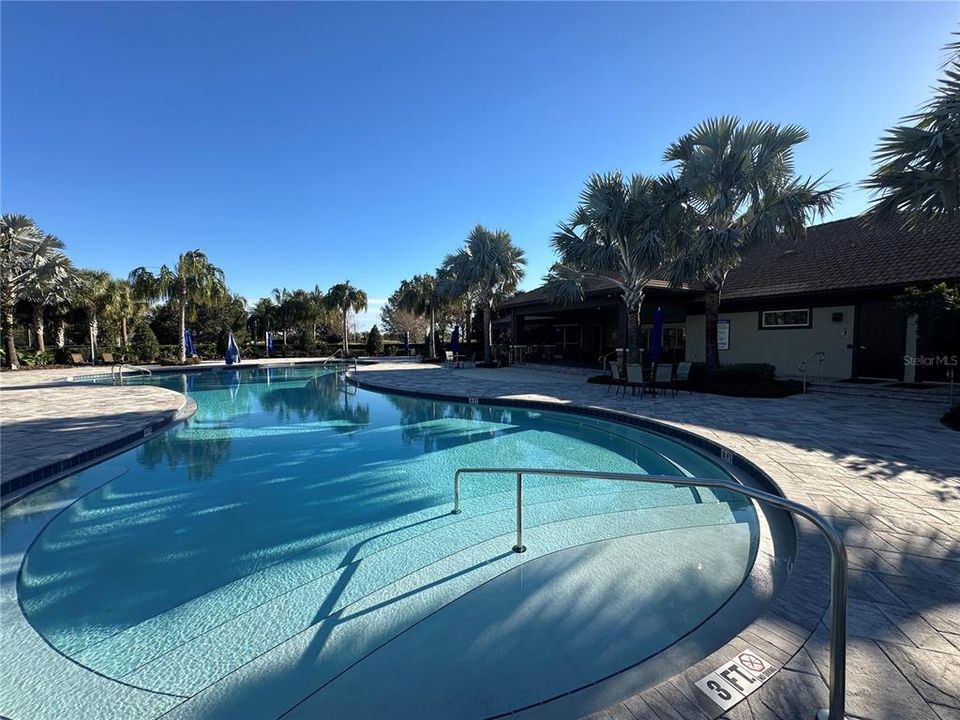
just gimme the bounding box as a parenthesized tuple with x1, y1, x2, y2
(650, 307, 664, 364)
(451, 325, 460, 355)
(225, 332, 241, 365)
(184, 329, 197, 358)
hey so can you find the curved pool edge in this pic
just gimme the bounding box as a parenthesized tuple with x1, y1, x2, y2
(0, 364, 831, 720)
(347, 367, 833, 720)
(1, 388, 197, 509)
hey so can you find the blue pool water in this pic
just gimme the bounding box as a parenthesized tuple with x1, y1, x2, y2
(6, 365, 761, 720)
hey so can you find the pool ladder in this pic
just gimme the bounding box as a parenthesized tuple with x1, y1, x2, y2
(111, 363, 153, 383)
(452, 466, 848, 720)
(321, 349, 358, 372)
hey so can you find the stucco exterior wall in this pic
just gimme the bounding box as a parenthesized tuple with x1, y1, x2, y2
(684, 305, 855, 379)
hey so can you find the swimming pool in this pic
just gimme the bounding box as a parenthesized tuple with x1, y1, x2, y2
(2, 365, 768, 720)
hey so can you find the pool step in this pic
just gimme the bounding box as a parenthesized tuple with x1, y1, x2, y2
(72, 483, 728, 680)
(92, 501, 744, 696)
(159, 518, 755, 720)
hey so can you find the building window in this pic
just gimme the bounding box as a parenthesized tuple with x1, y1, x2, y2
(760, 308, 811, 329)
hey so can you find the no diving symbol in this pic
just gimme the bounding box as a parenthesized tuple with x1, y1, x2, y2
(695, 647, 779, 711)
(739, 652, 765, 673)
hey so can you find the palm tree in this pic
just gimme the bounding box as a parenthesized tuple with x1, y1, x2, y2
(1, 215, 67, 368)
(308, 285, 328, 340)
(442, 225, 526, 364)
(325, 281, 368, 355)
(103, 278, 140, 347)
(665, 117, 840, 373)
(75, 270, 113, 362)
(21, 247, 77, 354)
(249, 297, 276, 341)
(864, 34, 960, 225)
(398, 274, 441, 359)
(271, 287, 291, 345)
(130, 250, 227, 363)
(544, 172, 673, 364)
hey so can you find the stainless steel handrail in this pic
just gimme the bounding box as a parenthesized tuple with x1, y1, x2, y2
(112, 363, 153, 382)
(799, 351, 825, 393)
(452, 466, 847, 720)
(321, 348, 344, 367)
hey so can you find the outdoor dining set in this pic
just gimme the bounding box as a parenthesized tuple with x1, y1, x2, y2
(608, 360, 693, 398)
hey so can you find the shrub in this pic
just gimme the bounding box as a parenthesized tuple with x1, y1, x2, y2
(293, 330, 317, 356)
(943, 405, 960, 432)
(587, 374, 612, 384)
(131, 322, 160, 364)
(19, 349, 54, 367)
(366, 325, 384, 355)
(195, 341, 218, 360)
(689, 362, 776, 384)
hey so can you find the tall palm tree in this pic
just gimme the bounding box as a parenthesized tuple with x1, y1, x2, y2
(130, 250, 227, 363)
(325, 281, 368, 355)
(75, 270, 113, 362)
(437, 265, 477, 357)
(665, 117, 840, 373)
(864, 34, 960, 225)
(21, 248, 77, 353)
(398, 274, 440, 359)
(249, 297, 276, 341)
(544, 172, 674, 364)
(308, 285, 328, 340)
(442, 225, 526, 364)
(272, 287, 291, 345)
(1, 215, 67, 368)
(103, 278, 141, 347)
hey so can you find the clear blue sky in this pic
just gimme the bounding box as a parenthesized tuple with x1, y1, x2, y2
(3, 1, 956, 328)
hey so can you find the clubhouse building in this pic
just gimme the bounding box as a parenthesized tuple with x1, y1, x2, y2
(496, 216, 960, 382)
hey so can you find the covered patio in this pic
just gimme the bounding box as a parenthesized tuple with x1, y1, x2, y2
(497, 284, 693, 368)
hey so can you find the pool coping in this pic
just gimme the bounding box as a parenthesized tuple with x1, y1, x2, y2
(0, 394, 198, 508)
(348, 369, 834, 720)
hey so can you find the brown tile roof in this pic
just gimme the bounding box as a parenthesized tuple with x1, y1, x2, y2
(722, 216, 960, 300)
(503, 216, 960, 308)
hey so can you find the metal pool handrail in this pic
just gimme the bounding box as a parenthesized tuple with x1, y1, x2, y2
(321, 348, 344, 366)
(452, 467, 847, 720)
(798, 351, 825, 393)
(111, 363, 153, 382)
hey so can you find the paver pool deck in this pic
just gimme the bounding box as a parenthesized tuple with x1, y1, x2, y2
(1, 360, 958, 720)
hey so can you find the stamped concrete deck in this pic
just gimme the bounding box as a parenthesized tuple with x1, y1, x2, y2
(1, 381, 188, 495)
(350, 363, 960, 720)
(1, 361, 957, 719)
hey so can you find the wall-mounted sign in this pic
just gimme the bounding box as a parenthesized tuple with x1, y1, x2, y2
(717, 320, 730, 351)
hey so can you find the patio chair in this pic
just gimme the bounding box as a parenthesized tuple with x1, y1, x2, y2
(625, 362, 645, 398)
(69, 352, 88, 366)
(651, 363, 673, 396)
(609, 363, 626, 396)
(101, 352, 116, 365)
(444, 350, 455, 367)
(673, 361, 693, 397)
